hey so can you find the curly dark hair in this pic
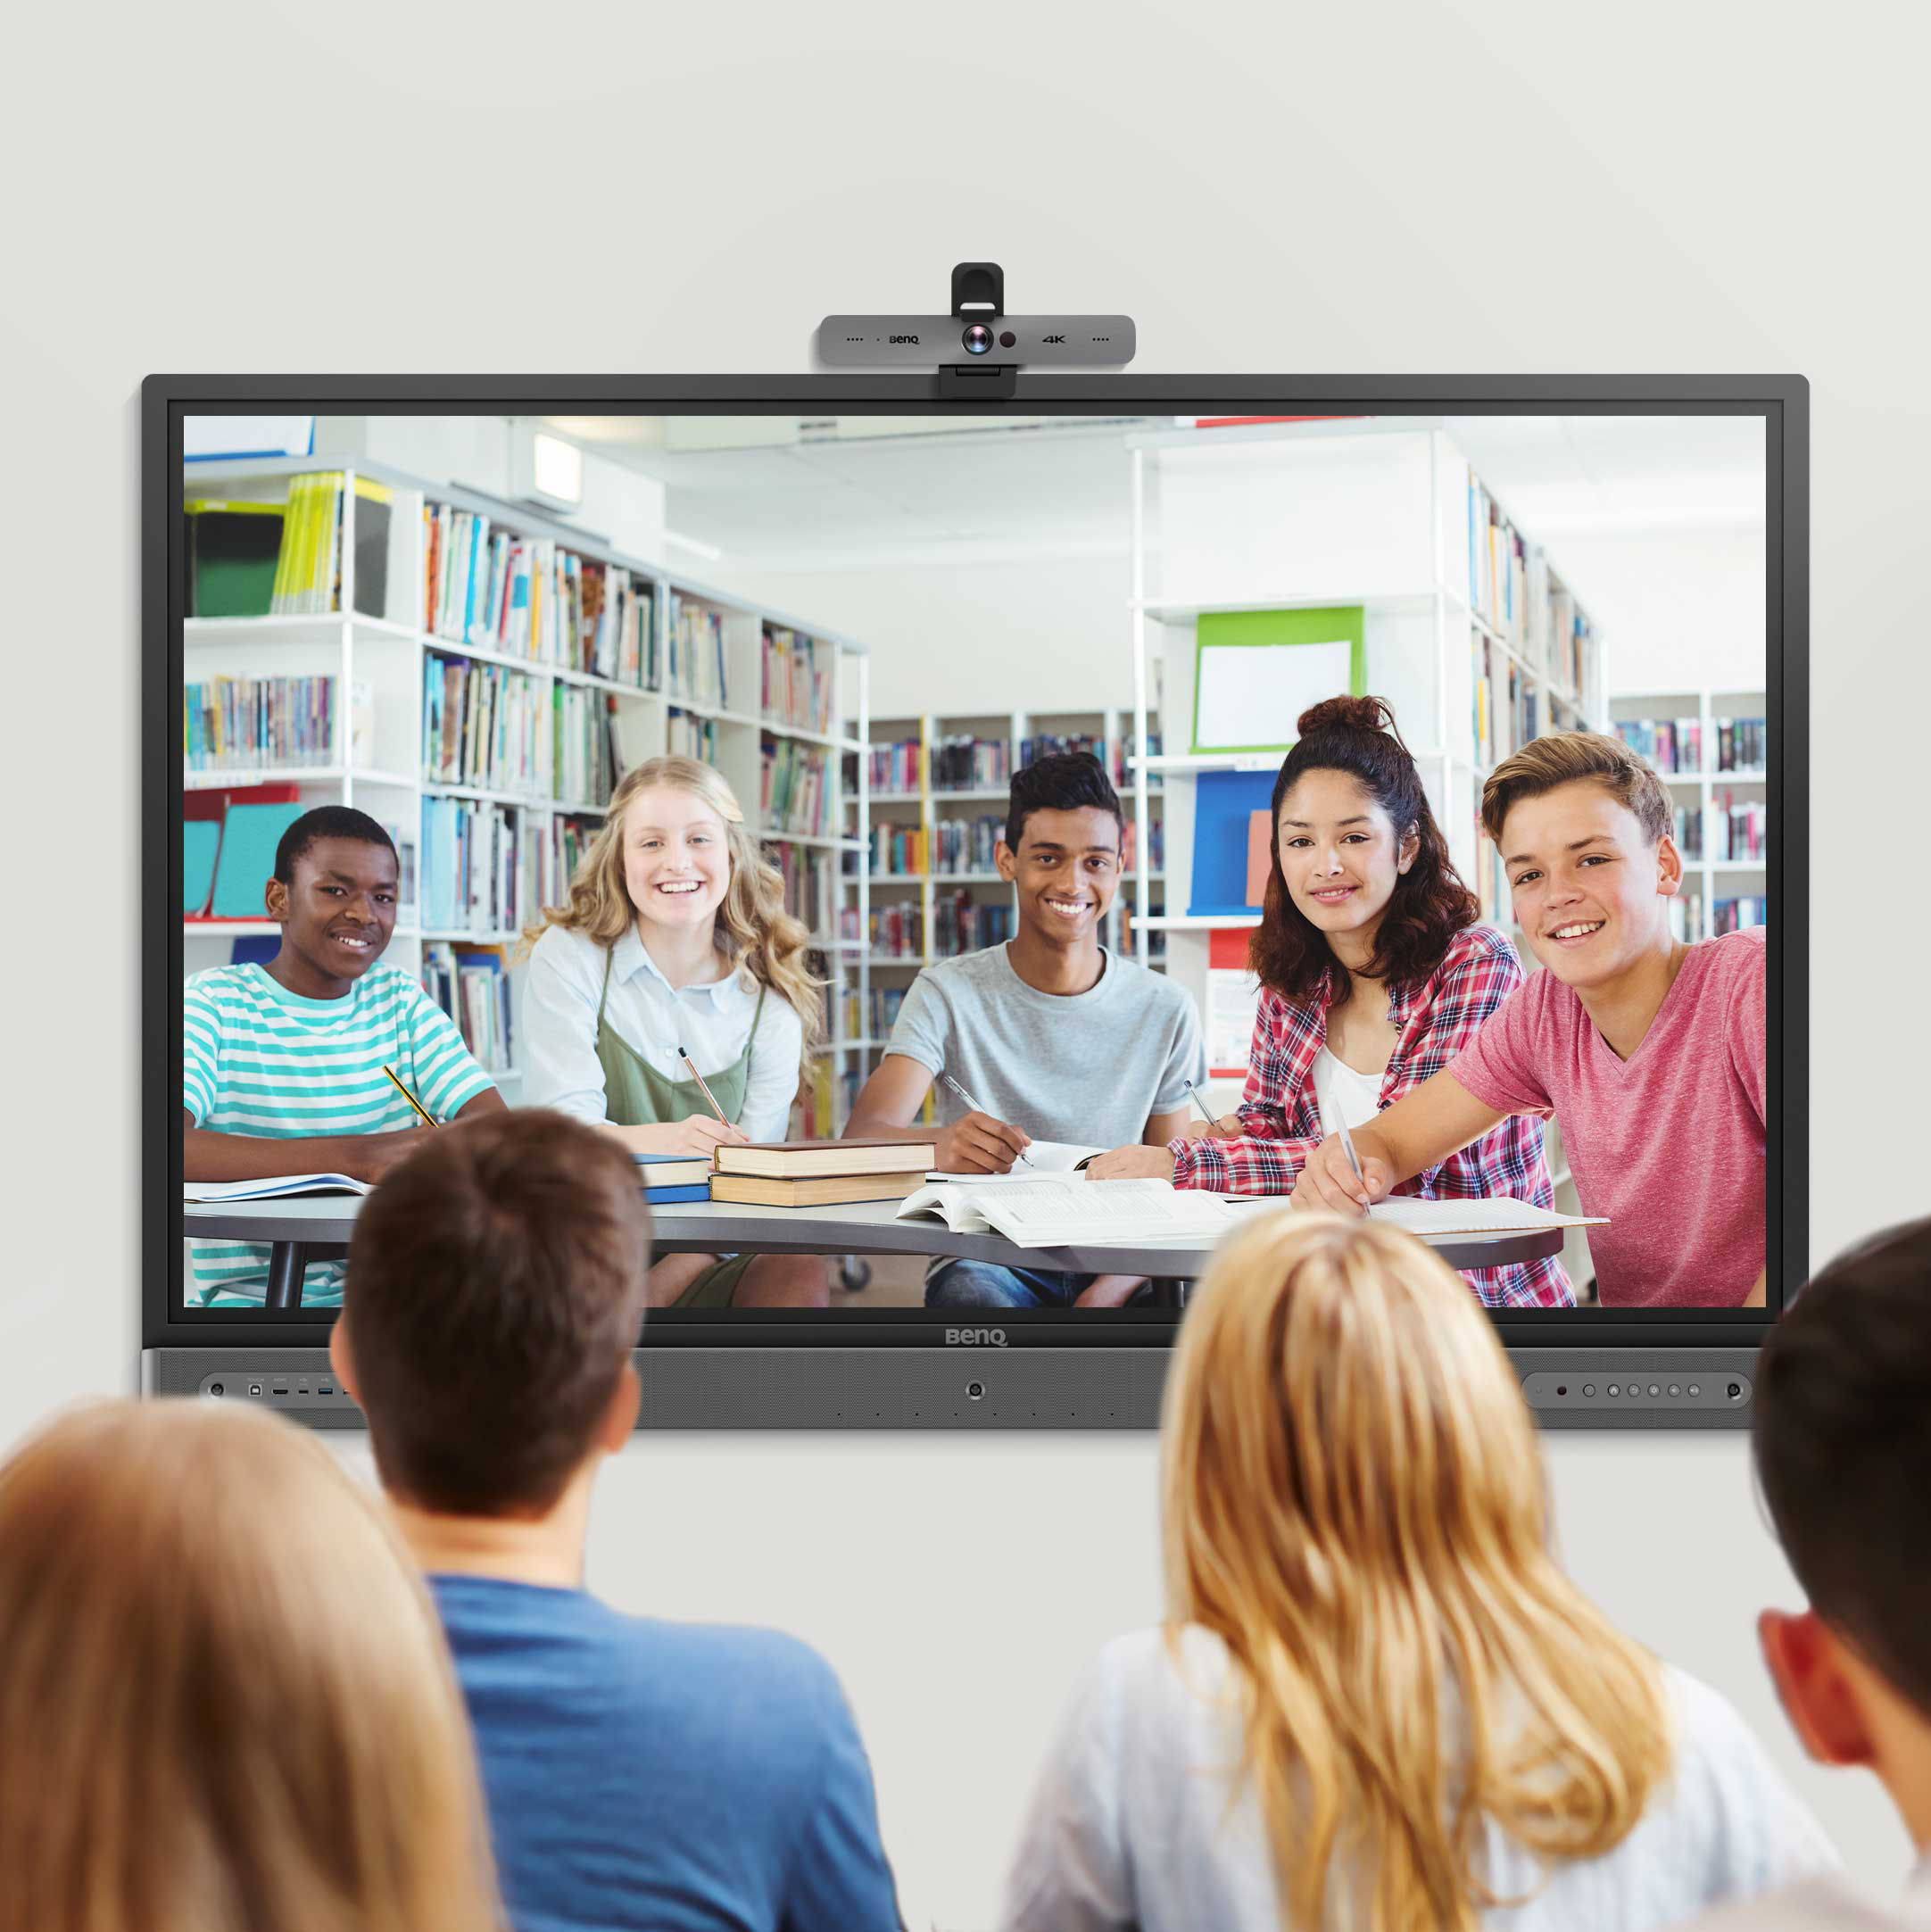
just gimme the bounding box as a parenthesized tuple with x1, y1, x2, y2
(1249, 695, 1480, 1009)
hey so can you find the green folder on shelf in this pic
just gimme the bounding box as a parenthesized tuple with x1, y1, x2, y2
(183, 821, 220, 916)
(209, 802, 306, 918)
(1191, 606, 1366, 754)
(185, 500, 286, 618)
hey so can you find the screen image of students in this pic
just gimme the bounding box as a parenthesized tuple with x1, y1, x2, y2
(0, 1400, 502, 1932)
(518, 755, 828, 1310)
(842, 751, 1207, 1310)
(330, 1110, 903, 1932)
(1293, 730, 1769, 1308)
(181, 805, 504, 1306)
(999, 1212, 1837, 1932)
(1089, 695, 1569, 1309)
(1675, 1216, 1931, 1932)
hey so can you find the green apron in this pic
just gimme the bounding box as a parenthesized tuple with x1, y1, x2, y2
(597, 946, 767, 1309)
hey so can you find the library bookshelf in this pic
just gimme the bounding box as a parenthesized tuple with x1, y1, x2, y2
(1124, 420, 1607, 1287)
(179, 455, 872, 1132)
(1609, 688, 1770, 942)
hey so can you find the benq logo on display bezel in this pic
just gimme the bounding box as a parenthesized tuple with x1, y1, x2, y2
(945, 1328, 1007, 1347)
(888, 333, 919, 344)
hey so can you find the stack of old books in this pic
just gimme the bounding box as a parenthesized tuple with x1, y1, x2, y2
(709, 1139, 930, 1208)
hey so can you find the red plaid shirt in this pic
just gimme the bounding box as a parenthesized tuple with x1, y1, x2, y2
(1171, 925, 1572, 1308)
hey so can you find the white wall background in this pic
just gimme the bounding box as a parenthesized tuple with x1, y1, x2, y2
(5, 3, 1927, 1927)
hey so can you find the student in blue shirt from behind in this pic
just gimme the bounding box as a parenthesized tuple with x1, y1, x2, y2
(331, 1108, 902, 1932)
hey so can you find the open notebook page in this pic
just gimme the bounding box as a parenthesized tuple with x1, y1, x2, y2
(925, 1140, 1106, 1182)
(1366, 1197, 1605, 1235)
(899, 1178, 1236, 1248)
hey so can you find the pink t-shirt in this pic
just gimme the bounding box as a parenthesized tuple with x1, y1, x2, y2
(1448, 930, 1767, 1308)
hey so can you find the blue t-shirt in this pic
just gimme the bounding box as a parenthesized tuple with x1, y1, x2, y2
(431, 1576, 902, 1932)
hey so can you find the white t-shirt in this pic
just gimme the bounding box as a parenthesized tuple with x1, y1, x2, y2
(1675, 1863, 1931, 1931)
(1309, 1044, 1384, 1137)
(520, 923, 805, 1142)
(1000, 1625, 1840, 1932)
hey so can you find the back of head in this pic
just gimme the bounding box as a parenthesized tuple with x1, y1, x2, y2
(346, 1108, 651, 1515)
(1162, 1212, 1670, 1929)
(1755, 1215, 1931, 1718)
(0, 1400, 493, 1932)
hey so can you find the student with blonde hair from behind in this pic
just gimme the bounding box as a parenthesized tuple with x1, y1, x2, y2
(1000, 1213, 1836, 1932)
(0, 1399, 498, 1932)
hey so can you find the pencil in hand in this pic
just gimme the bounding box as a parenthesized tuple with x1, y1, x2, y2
(382, 1065, 438, 1129)
(676, 1048, 732, 1128)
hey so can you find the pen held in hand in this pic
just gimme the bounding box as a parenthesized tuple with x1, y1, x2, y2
(676, 1047, 732, 1130)
(936, 1071, 1033, 1167)
(1334, 1115, 1371, 1208)
(1181, 1078, 1218, 1130)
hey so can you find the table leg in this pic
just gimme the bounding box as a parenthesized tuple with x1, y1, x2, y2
(265, 1242, 308, 1312)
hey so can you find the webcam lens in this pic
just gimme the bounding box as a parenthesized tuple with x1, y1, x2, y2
(1728, 1381, 1743, 1400)
(967, 1380, 985, 1400)
(999, 329, 1016, 348)
(962, 324, 993, 356)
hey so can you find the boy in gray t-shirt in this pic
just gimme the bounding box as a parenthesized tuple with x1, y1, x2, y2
(843, 753, 1206, 1309)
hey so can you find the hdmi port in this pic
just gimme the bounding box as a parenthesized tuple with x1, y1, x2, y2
(271, 1386, 289, 1396)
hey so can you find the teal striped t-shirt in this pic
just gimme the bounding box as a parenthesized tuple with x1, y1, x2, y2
(183, 962, 495, 1306)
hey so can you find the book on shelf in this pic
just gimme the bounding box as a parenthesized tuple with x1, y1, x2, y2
(843, 985, 907, 1040)
(1709, 792, 1767, 863)
(423, 653, 548, 795)
(1020, 730, 1103, 767)
(667, 706, 719, 763)
(760, 737, 831, 837)
(208, 800, 306, 918)
(185, 499, 284, 618)
(767, 841, 833, 936)
(761, 627, 834, 733)
(184, 674, 367, 775)
(422, 942, 514, 1074)
(1713, 896, 1768, 933)
(421, 510, 655, 686)
(853, 903, 924, 958)
(551, 685, 619, 808)
(932, 891, 1012, 957)
(1615, 716, 1703, 774)
(860, 736, 924, 795)
(870, 820, 931, 876)
(1714, 717, 1768, 772)
(420, 800, 526, 935)
(183, 821, 220, 916)
(930, 734, 1010, 791)
(931, 814, 1005, 874)
(666, 594, 727, 708)
(269, 473, 391, 618)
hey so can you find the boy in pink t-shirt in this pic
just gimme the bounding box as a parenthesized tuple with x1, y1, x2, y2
(1290, 731, 1769, 1308)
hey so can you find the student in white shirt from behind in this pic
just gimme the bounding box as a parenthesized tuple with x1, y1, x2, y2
(1673, 1215, 1931, 1932)
(999, 1210, 1838, 1932)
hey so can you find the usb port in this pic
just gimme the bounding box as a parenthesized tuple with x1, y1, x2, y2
(319, 1385, 336, 1397)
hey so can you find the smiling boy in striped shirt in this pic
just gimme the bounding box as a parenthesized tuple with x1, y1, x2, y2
(183, 806, 503, 1306)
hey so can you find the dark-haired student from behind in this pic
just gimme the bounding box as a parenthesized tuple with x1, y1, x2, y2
(332, 1108, 903, 1932)
(843, 751, 1206, 1309)
(182, 805, 502, 1306)
(1089, 697, 1568, 1307)
(1677, 1215, 1931, 1932)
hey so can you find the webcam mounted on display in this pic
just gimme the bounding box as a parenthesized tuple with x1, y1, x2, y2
(816, 261, 1135, 396)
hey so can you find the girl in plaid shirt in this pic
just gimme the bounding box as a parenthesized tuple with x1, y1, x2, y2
(1090, 696, 1570, 1308)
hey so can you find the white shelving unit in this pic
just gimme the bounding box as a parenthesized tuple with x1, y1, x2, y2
(180, 453, 872, 1131)
(1125, 420, 1607, 1287)
(1608, 688, 1769, 942)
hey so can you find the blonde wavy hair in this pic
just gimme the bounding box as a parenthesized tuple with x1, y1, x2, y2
(1162, 1213, 1671, 1932)
(521, 755, 824, 1066)
(0, 1399, 499, 1932)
